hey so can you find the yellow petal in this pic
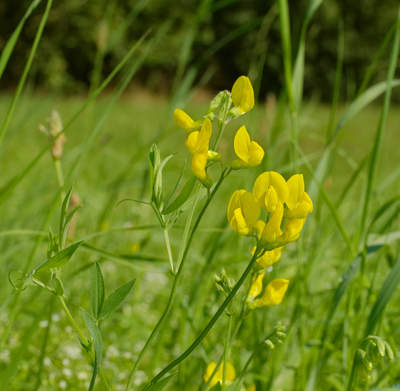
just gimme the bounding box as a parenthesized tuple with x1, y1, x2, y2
(191, 146, 208, 181)
(185, 131, 200, 155)
(248, 141, 264, 167)
(247, 272, 265, 300)
(276, 218, 306, 245)
(253, 172, 289, 212)
(234, 126, 251, 163)
(254, 220, 265, 240)
(255, 246, 283, 271)
(234, 208, 249, 235)
(231, 76, 254, 114)
(286, 174, 305, 211)
(227, 190, 260, 236)
(173, 108, 202, 133)
(260, 202, 283, 244)
(284, 191, 313, 219)
(256, 278, 289, 307)
(204, 361, 236, 387)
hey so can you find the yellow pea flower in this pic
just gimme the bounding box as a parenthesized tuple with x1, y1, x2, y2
(230, 126, 264, 169)
(173, 108, 203, 133)
(258, 201, 284, 246)
(247, 272, 265, 301)
(253, 172, 289, 213)
(185, 117, 213, 187)
(231, 76, 254, 116)
(227, 190, 260, 236)
(284, 174, 313, 219)
(249, 279, 290, 309)
(204, 361, 236, 387)
(275, 218, 306, 246)
(253, 246, 282, 271)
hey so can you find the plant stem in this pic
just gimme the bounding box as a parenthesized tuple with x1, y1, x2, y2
(145, 247, 262, 389)
(125, 170, 228, 391)
(163, 226, 175, 274)
(221, 303, 233, 390)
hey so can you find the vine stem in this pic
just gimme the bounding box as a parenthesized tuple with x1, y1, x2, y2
(144, 247, 262, 389)
(125, 169, 229, 391)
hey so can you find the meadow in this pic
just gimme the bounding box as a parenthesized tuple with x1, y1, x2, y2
(1, 1, 400, 391)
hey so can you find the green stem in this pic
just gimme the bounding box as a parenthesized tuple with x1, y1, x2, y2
(221, 304, 233, 390)
(145, 247, 262, 389)
(125, 171, 228, 391)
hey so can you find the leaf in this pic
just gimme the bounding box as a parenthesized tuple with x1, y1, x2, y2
(82, 309, 103, 391)
(153, 153, 176, 209)
(91, 262, 105, 320)
(100, 279, 136, 320)
(143, 371, 178, 391)
(365, 258, 400, 336)
(162, 176, 196, 215)
(35, 240, 83, 273)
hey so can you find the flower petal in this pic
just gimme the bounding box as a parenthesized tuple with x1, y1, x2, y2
(286, 174, 305, 211)
(173, 108, 202, 133)
(256, 278, 289, 307)
(234, 126, 251, 163)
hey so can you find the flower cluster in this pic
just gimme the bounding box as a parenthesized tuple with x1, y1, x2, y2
(228, 171, 313, 310)
(173, 76, 262, 187)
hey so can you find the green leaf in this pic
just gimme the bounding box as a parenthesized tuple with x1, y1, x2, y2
(100, 279, 136, 320)
(143, 371, 178, 391)
(35, 240, 83, 273)
(149, 144, 161, 204)
(366, 258, 400, 336)
(162, 176, 196, 215)
(91, 262, 105, 320)
(82, 309, 102, 391)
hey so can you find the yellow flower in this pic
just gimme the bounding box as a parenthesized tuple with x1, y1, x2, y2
(247, 272, 265, 301)
(284, 174, 313, 219)
(173, 108, 203, 133)
(231, 76, 254, 115)
(246, 385, 256, 391)
(204, 361, 236, 387)
(185, 117, 212, 187)
(230, 126, 264, 169)
(275, 218, 306, 246)
(253, 246, 282, 271)
(227, 190, 260, 236)
(253, 172, 289, 213)
(249, 279, 290, 309)
(258, 201, 284, 245)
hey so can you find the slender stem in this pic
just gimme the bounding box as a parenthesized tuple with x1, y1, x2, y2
(200, 272, 255, 391)
(221, 304, 233, 390)
(145, 247, 262, 389)
(125, 171, 228, 391)
(58, 297, 89, 346)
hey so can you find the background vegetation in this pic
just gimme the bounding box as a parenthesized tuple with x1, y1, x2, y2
(0, 0, 400, 390)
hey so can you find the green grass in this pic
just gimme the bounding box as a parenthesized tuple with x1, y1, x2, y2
(0, 90, 400, 390)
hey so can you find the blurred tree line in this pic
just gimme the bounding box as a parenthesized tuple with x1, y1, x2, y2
(0, 0, 398, 101)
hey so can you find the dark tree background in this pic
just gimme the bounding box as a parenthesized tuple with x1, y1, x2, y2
(0, 0, 398, 101)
